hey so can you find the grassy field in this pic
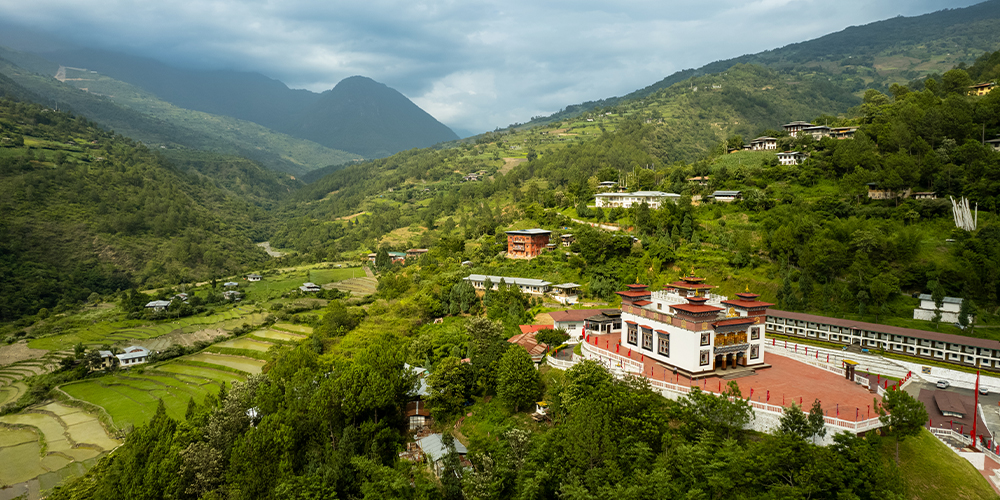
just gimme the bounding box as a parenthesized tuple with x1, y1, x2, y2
(885, 429, 996, 499)
(252, 330, 308, 342)
(215, 337, 274, 352)
(183, 352, 266, 374)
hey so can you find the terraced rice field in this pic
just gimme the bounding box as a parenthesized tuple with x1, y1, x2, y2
(184, 353, 266, 374)
(271, 323, 313, 334)
(27, 310, 264, 351)
(328, 277, 377, 296)
(0, 351, 71, 391)
(252, 330, 307, 342)
(215, 338, 274, 352)
(0, 382, 28, 407)
(0, 402, 119, 490)
(60, 368, 234, 428)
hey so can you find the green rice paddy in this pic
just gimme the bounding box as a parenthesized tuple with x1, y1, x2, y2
(184, 353, 266, 374)
(0, 402, 119, 487)
(271, 323, 313, 334)
(253, 329, 307, 342)
(215, 337, 274, 352)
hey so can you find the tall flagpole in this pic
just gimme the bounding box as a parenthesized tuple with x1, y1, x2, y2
(973, 361, 981, 450)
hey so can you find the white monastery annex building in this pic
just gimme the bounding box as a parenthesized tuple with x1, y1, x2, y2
(611, 275, 772, 376)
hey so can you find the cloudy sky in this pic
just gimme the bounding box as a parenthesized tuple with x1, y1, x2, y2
(0, 0, 985, 136)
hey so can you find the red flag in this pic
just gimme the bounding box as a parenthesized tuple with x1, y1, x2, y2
(836, 404, 839, 417)
(884, 380, 888, 389)
(826, 354, 829, 362)
(800, 396, 803, 404)
(766, 390, 770, 402)
(751, 388, 754, 398)
(628, 348, 631, 356)
(640, 354, 643, 362)
(719, 380, 722, 392)
(974, 368, 981, 448)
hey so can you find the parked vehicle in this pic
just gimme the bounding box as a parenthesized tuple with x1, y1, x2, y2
(980, 386, 989, 395)
(937, 380, 950, 389)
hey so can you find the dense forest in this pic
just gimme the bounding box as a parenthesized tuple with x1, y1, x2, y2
(0, 97, 273, 322)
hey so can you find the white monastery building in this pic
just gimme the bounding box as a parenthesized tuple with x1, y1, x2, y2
(594, 191, 680, 209)
(611, 276, 772, 376)
(913, 294, 964, 323)
(464, 275, 551, 295)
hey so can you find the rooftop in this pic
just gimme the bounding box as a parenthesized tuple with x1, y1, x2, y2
(417, 434, 468, 462)
(712, 190, 742, 196)
(552, 283, 581, 289)
(917, 294, 963, 305)
(506, 228, 551, 235)
(933, 390, 967, 416)
(508, 332, 548, 359)
(464, 274, 552, 287)
(549, 309, 618, 323)
(767, 309, 1000, 350)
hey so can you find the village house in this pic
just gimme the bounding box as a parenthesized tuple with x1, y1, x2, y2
(776, 151, 807, 165)
(223, 281, 239, 288)
(145, 300, 171, 312)
(594, 191, 680, 209)
(765, 309, 1000, 370)
(367, 251, 407, 263)
(222, 290, 241, 301)
(299, 282, 322, 293)
(246, 273, 262, 282)
(551, 283, 581, 305)
(116, 346, 150, 367)
(505, 229, 551, 259)
(866, 183, 910, 200)
(912, 192, 938, 200)
(406, 248, 429, 259)
(560, 234, 575, 247)
(95, 350, 116, 370)
(801, 125, 831, 140)
(970, 81, 996, 96)
(913, 294, 964, 323)
(711, 190, 742, 202)
(987, 137, 1000, 152)
(687, 176, 710, 186)
(507, 331, 548, 367)
(549, 308, 620, 341)
(830, 126, 858, 139)
(596, 181, 619, 192)
(403, 363, 431, 431)
(612, 278, 772, 377)
(748, 136, 777, 150)
(416, 434, 470, 477)
(463, 275, 551, 295)
(783, 121, 813, 137)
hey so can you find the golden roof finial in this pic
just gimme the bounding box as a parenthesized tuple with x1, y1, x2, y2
(690, 266, 696, 277)
(745, 285, 750, 293)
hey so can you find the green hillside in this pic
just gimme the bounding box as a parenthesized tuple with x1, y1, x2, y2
(0, 48, 360, 175)
(521, 0, 1000, 128)
(0, 97, 272, 322)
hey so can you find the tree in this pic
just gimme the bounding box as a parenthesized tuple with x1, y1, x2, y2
(374, 247, 390, 271)
(674, 382, 752, 440)
(496, 347, 540, 412)
(959, 296, 974, 329)
(535, 328, 569, 353)
(426, 356, 471, 419)
(778, 403, 811, 439)
(878, 389, 929, 463)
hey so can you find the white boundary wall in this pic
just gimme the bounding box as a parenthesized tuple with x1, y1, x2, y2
(570, 339, 883, 445)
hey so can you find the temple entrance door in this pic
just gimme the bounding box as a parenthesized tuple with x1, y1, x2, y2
(735, 352, 743, 367)
(714, 354, 723, 370)
(725, 353, 734, 369)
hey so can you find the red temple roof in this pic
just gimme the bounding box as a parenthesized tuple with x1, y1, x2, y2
(672, 303, 723, 314)
(633, 300, 653, 306)
(712, 317, 756, 327)
(721, 298, 774, 309)
(616, 290, 652, 298)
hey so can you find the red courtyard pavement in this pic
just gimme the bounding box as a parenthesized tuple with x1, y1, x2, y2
(586, 333, 881, 420)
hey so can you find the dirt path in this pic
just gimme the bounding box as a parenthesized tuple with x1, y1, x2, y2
(569, 217, 620, 231)
(363, 266, 375, 278)
(256, 241, 285, 257)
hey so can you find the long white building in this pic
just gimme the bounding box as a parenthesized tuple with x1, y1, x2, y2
(610, 276, 772, 377)
(464, 275, 552, 295)
(594, 191, 680, 209)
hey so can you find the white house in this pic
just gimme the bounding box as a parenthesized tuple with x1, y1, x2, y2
(300, 282, 322, 293)
(749, 137, 777, 150)
(783, 121, 813, 137)
(223, 281, 239, 288)
(801, 125, 831, 140)
(549, 308, 620, 341)
(116, 346, 150, 367)
(463, 275, 551, 295)
(597, 181, 619, 191)
(145, 300, 171, 311)
(247, 273, 262, 282)
(550, 283, 581, 305)
(777, 151, 807, 166)
(594, 191, 680, 209)
(711, 190, 742, 202)
(614, 278, 772, 376)
(914, 294, 964, 323)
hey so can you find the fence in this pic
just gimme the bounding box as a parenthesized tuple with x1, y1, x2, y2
(579, 336, 884, 439)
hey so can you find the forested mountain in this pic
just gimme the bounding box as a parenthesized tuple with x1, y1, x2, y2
(0, 96, 274, 322)
(520, 0, 1000, 128)
(0, 48, 359, 175)
(30, 48, 460, 157)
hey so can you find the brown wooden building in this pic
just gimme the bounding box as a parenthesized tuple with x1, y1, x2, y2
(505, 229, 551, 259)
